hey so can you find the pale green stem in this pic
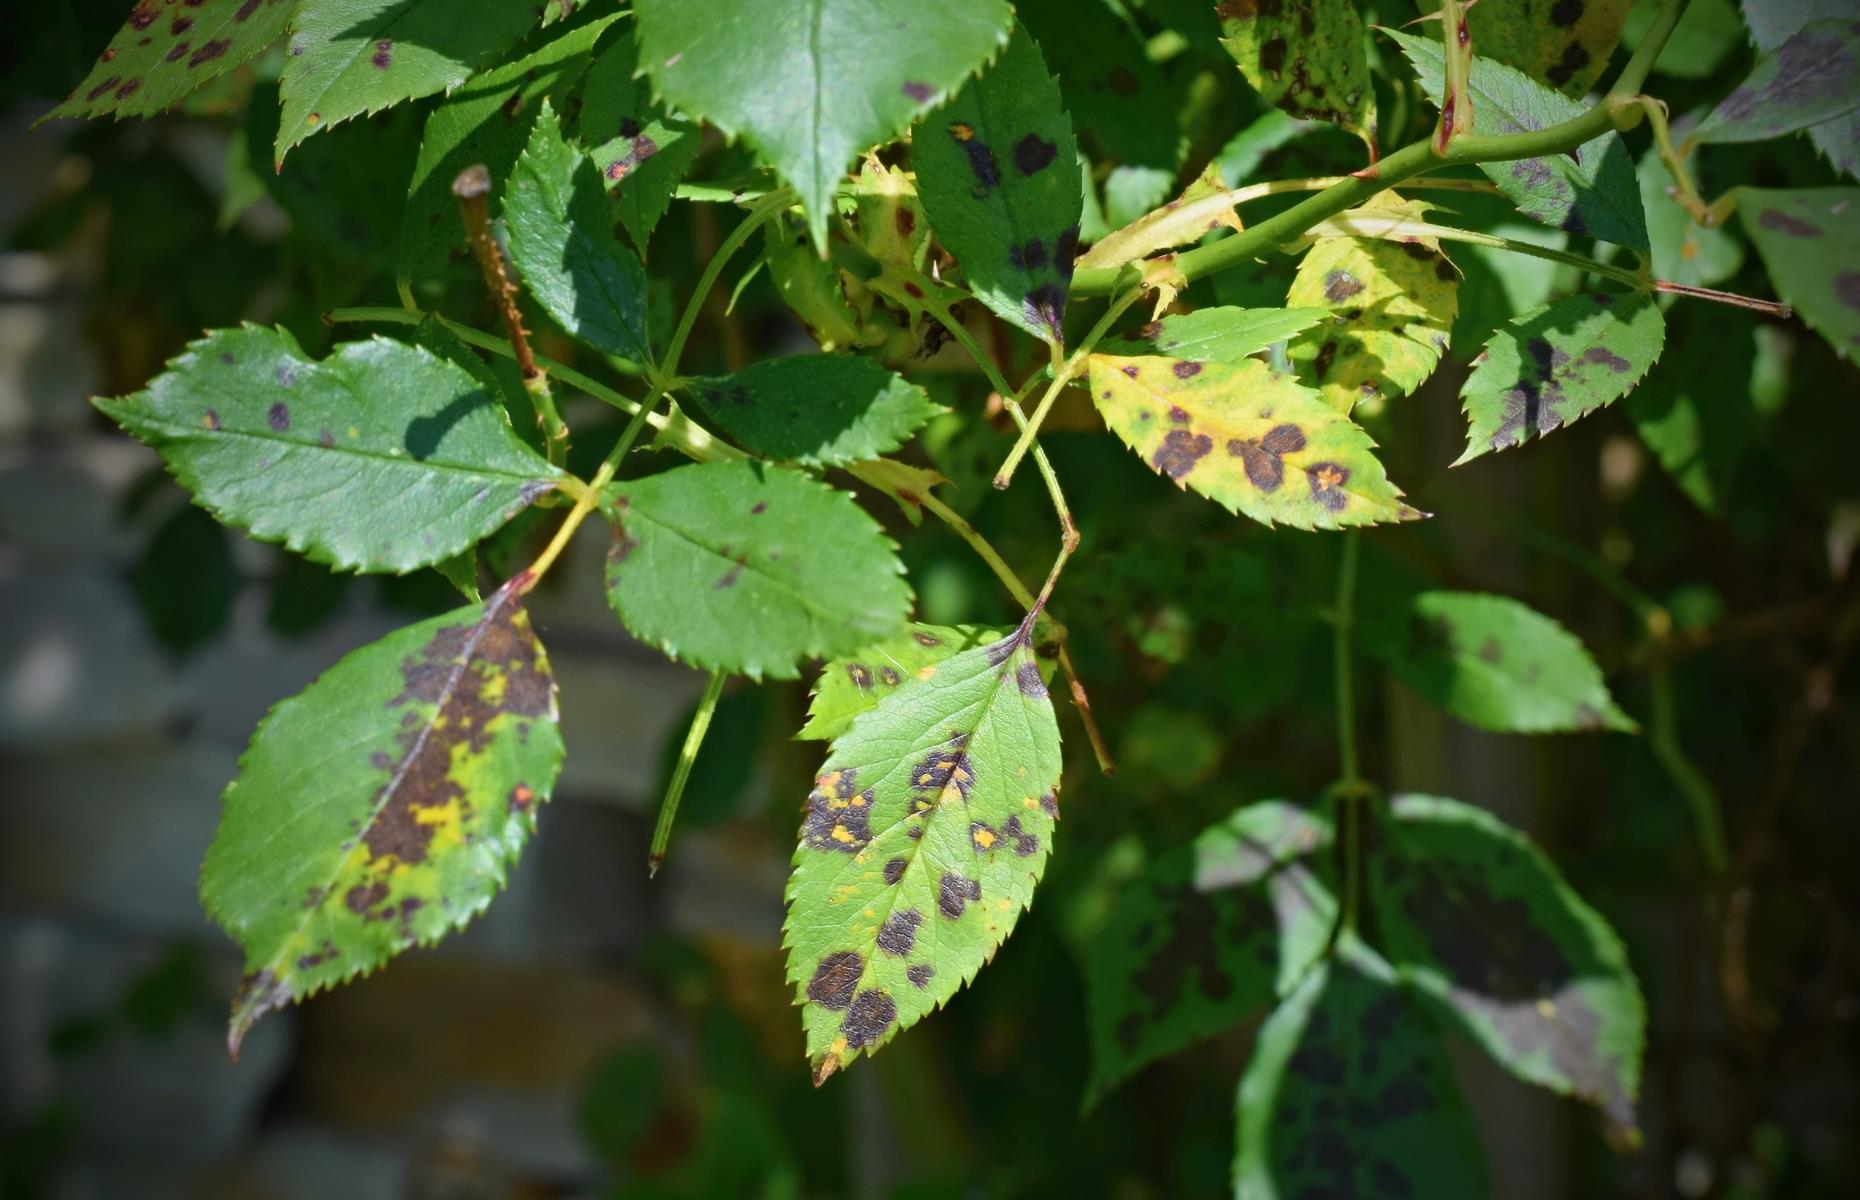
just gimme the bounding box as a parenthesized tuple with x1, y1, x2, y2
(649, 670, 728, 877)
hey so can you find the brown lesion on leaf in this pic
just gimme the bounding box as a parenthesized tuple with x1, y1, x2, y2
(845, 663, 874, 690)
(877, 909, 923, 955)
(911, 746, 973, 804)
(842, 989, 897, 1049)
(883, 858, 908, 886)
(938, 871, 981, 918)
(807, 951, 863, 1010)
(1227, 422, 1307, 492)
(1306, 461, 1351, 511)
(802, 768, 873, 852)
(1152, 429, 1213, 481)
(1001, 814, 1040, 857)
(907, 963, 935, 988)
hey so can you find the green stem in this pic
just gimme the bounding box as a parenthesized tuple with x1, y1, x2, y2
(993, 287, 1144, 489)
(650, 670, 727, 877)
(660, 189, 793, 380)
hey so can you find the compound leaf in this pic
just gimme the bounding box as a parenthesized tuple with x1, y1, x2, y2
(94, 324, 562, 574)
(682, 355, 944, 468)
(577, 29, 705, 249)
(634, 0, 1014, 249)
(1219, 0, 1376, 145)
(1369, 794, 1646, 1133)
(913, 25, 1083, 344)
(43, 0, 295, 124)
(1099, 307, 1331, 362)
(202, 582, 564, 1055)
(1736, 186, 1860, 363)
(783, 618, 1061, 1084)
(1085, 799, 1337, 1107)
(1413, 0, 1628, 95)
(1695, 18, 1860, 144)
(1456, 291, 1666, 460)
(1088, 354, 1423, 529)
(603, 461, 911, 680)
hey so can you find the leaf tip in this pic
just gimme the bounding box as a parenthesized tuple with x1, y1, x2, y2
(810, 1052, 841, 1087)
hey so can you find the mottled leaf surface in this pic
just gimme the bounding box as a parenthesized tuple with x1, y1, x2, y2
(1742, 0, 1860, 181)
(1018, 0, 1177, 170)
(44, 0, 294, 123)
(1737, 186, 1860, 363)
(94, 325, 561, 573)
(1390, 29, 1649, 251)
(276, 0, 535, 161)
(1088, 354, 1422, 529)
(1415, 0, 1628, 94)
(682, 355, 943, 468)
(1086, 799, 1336, 1106)
(1696, 18, 1860, 144)
(1457, 291, 1666, 460)
(1371, 794, 1646, 1132)
(1100, 307, 1330, 362)
(1363, 590, 1634, 733)
(202, 583, 564, 1054)
(782, 619, 1061, 1083)
(578, 29, 704, 249)
(800, 623, 1009, 742)
(634, 0, 1013, 248)
(603, 461, 911, 680)
(1234, 938, 1487, 1200)
(1219, 0, 1376, 143)
(504, 100, 653, 366)
(913, 26, 1082, 344)
(1076, 165, 1246, 271)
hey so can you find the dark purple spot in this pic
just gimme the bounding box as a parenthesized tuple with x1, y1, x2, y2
(165, 42, 190, 62)
(114, 79, 141, 100)
(170, 15, 193, 35)
(319, 430, 335, 448)
(750, 501, 767, 515)
(1024, 283, 1065, 336)
(807, 952, 862, 1010)
(1167, 405, 1191, 424)
(1056, 226, 1080, 281)
(1172, 360, 1202, 379)
(1260, 35, 1287, 75)
(883, 858, 908, 886)
(189, 39, 231, 68)
(938, 872, 981, 918)
(907, 964, 934, 987)
(1015, 661, 1046, 698)
(128, 5, 156, 31)
(1227, 422, 1306, 492)
(841, 989, 896, 1048)
(1550, 0, 1583, 26)
(1013, 133, 1057, 176)
(1307, 461, 1350, 511)
(1324, 270, 1364, 303)
(1579, 346, 1632, 373)
(1547, 43, 1589, 87)
(877, 909, 923, 956)
(1758, 209, 1822, 238)
(901, 80, 933, 102)
(86, 76, 121, 101)
(948, 123, 998, 189)
(618, 116, 641, 138)
(1121, 364, 1140, 378)
(1835, 272, 1860, 312)
(267, 403, 290, 431)
(1152, 429, 1213, 480)
(371, 40, 392, 69)
(235, 0, 262, 20)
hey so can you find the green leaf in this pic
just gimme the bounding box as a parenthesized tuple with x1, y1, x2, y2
(1363, 590, 1635, 733)
(202, 582, 564, 1055)
(1085, 799, 1337, 1106)
(682, 355, 944, 468)
(782, 618, 1061, 1084)
(1219, 0, 1376, 144)
(913, 25, 1083, 344)
(1413, 0, 1628, 95)
(1624, 0, 1742, 81)
(1369, 794, 1646, 1132)
(1100, 307, 1331, 362)
(1017, 0, 1177, 170)
(1388, 28, 1650, 252)
(397, 13, 619, 292)
(603, 461, 911, 680)
(1087, 353, 1423, 529)
(1696, 19, 1860, 144)
(1736, 186, 1860, 363)
(1285, 195, 1460, 411)
(42, 0, 295, 124)
(504, 99, 654, 366)
(1235, 937, 1487, 1200)
(1075, 164, 1246, 272)
(800, 623, 1009, 741)
(1456, 291, 1666, 460)
(634, 0, 1014, 249)
(275, 0, 535, 162)
(1639, 141, 1743, 291)
(577, 29, 705, 250)
(94, 325, 562, 574)
(763, 214, 871, 351)
(1741, 0, 1860, 180)
(1626, 304, 1764, 513)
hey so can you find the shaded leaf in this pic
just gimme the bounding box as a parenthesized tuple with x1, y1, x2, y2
(1456, 291, 1666, 460)
(1696, 18, 1860, 144)
(1100, 307, 1331, 362)
(634, 0, 1014, 248)
(1626, 304, 1765, 513)
(505, 99, 654, 366)
(1639, 140, 1743, 290)
(1736, 185, 1860, 363)
(1219, 0, 1376, 144)
(1741, 0, 1860, 181)
(1414, 0, 1628, 95)
(682, 355, 943, 468)
(913, 25, 1083, 344)
(1363, 590, 1635, 733)
(1370, 794, 1646, 1132)
(94, 325, 562, 574)
(1624, 0, 1742, 81)
(134, 505, 236, 655)
(603, 461, 911, 680)
(764, 213, 870, 351)
(578, 29, 704, 250)
(800, 623, 1009, 741)
(1389, 29, 1649, 251)
(782, 618, 1061, 1084)
(1088, 354, 1423, 529)
(43, 0, 294, 124)
(202, 582, 564, 1054)
(1018, 0, 1177, 170)
(1085, 799, 1336, 1106)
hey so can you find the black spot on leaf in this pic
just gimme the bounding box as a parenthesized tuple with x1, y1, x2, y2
(1152, 429, 1213, 480)
(807, 951, 862, 1010)
(938, 871, 981, 918)
(842, 989, 897, 1048)
(1013, 133, 1057, 175)
(1228, 422, 1306, 492)
(877, 909, 923, 955)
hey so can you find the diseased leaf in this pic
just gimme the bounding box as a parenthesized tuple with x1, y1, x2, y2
(603, 461, 911, 680)
(800, 623, 1010, 742)
(43, 0, 294, 124)
(913, 25, 1083, 344)
(94, 325, 562, 574)
(397, 13, 618, 292)
(1099, 307, 1331, 362)
(1370, 794, 1646, 1132)
(1018, 0, 1177, 170)
(1696, 18, 1860, 144)
(578, 29, 704, 250)
(276, 0, 535, 162)
(1456, 291, 1666, 460)
(682, 355, 943, 468)
(1219, 0, 1376, 145)
(1087, 354, 1423, 529)
(1076, 165, 1246, 272)
(1736, 186, 1860, 362)
(202, 582, 564, 1055)
(1389, 29, 1649, 251)
(1639, 141, 1743, 290)
(1235, 937, 1487, 1200)
(1085, 799, 1337, 1106)
(1414, 0, 1628, 95)
(1364, 590, 1634, 733)
(764, 213, 871, 351)
(504, 100, 654, 366)
(1741, 0, 1860, 181)
(782, 618, 1061, 1084)
(1286, 194, 1460, 411)
(634, 0, 1014, 248)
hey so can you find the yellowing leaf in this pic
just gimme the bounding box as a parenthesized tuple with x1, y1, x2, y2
(1077, 164, 1245, 271)
(1220, 0, 1376, 145)
(1414, 0, 1629, 95)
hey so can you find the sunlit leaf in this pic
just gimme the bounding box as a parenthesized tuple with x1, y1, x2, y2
(1741, 0, 1860, 181)
(800, 623, 1009, 742)
(1087, 353, 1423, 529)
(782, 618, 1061, 1084)
(913, 25, 1083, 344)
(1085, 799, 1336, 1106)
(1695, 18, 1860, 144)
(1219, 0, 1376, 145)
(1370, 794, 1646, 1132)
(1736, 185, 1860, 363)
(1099, 307, 1331, 362)
(202, 582, 564, 1055)
(578, 29, 704, 250)
(603, 461, 911, 680)
(682, 355, 943, 468)
(1076, 165, 1246, 272)
(1413, 0, 1628, 95)
(764, 213, 870, 351)
(43, 0, 294, 124)
(94, 325, 562, 574)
